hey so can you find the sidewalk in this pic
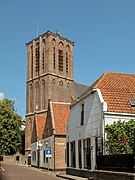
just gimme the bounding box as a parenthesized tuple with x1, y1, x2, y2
(28, 165, 89, 179)
(56, 174, 88, 180)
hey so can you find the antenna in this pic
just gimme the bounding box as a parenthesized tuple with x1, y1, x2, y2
(36, 22, 39, 37)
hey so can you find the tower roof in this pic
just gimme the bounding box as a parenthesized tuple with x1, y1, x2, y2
(26, 30, 74, 46)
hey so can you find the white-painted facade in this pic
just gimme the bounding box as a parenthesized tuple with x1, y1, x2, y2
(40, 136, 53, 169)
(66, 88, 135, 171)
(31, 141, 43, 167)
(31, 142, 38, 166)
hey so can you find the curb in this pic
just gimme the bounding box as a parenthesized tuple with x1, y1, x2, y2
(56, 174, 88, 180)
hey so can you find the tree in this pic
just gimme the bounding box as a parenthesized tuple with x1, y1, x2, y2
(20, 129, 25, 155)
(0, 98, 23, 155)
(105, 119, 135, 154)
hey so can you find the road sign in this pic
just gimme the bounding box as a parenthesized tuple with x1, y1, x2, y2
(46, 149, 52, 157)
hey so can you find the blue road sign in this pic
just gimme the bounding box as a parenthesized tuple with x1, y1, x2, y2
(46, 149, 52, 157)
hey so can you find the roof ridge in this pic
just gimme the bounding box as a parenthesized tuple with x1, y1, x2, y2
(103, 71, 135, 76)
(72, 71, 135, 101)
(51, 101, 71, 105)
(76, 72, 106, 98)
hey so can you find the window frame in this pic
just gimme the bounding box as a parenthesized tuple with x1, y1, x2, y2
(80, 103, 84, 126)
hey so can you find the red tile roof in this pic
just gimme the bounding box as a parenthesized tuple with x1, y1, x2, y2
(36, 115, 46, 141)
(93, 72, 135, 114)
(51, 102, 70, 135)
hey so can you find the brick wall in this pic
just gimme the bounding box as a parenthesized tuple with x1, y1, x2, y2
(25, 31, 74, 153)
(1, 154, 27, 165)
(54, 137, 66, 170)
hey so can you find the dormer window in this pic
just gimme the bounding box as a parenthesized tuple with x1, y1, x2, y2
(129, 99, 135, 107)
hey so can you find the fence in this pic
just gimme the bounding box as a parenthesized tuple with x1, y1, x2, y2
(96, 154, 134, 173)
(95, 132, 135, 173)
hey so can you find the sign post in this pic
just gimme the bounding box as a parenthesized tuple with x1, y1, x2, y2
(46, 149, 52, 170)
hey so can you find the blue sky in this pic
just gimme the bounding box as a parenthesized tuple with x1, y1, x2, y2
(0, 0, 135, 118)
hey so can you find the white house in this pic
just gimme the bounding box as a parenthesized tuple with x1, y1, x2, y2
(66, 72, 135, 175)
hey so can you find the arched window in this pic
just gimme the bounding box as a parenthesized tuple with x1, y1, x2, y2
(66, 45, 70, 74)
(35, 42, 39, 76)
(52, 38, 56, 70)
(66, 52, 68, 73)
(35, 82, 40, 110)
(53, 47, 56, 69)
(58, 42, 64, 71)
(41, 80, 45, 110)
(30, 84, 33, 112)
(31, 46, 33, 78)
(42, 39, 45, 73)
(26, 118, 32, 149)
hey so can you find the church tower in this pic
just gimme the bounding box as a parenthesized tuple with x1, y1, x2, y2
(25, 31, 74, 154)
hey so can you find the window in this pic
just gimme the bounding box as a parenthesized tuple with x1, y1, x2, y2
(66, 45, 70, 74)
(31, 46, 33, 78)
(42, 48, 44, 72)
(66, 52, 68, 73)
(83, 138, 91, 169)
(66, 142, 69, 167)
(35, 42, 39, 75)
(78, 140, 82, 168)
(30, 84, 33, 112)
(71, 141, 76, 168)
(53, 47, 56, 69)
(42, 39, 45, 73)
(59, 49, 63, 71)
(81, 103, 84, 125)
(41, 80, 45, 110)
(43, 150, 45, 163)
(35, 82, 40, 110)
(129, 99, 135, 107)
(95, 137, 103, 156)
(32, 151, 36, 162)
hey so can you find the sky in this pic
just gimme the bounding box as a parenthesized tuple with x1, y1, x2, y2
(0, 0, 135, 118)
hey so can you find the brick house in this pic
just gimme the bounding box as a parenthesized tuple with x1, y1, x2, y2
(66, 72, 135, 176)
(31, 115, 46, 167)
(39, 100, 70, 170)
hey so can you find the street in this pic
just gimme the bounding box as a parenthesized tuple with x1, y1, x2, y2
(0, 164, 63, 180)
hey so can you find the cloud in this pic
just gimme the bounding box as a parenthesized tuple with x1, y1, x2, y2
(0, 92, 4, 100)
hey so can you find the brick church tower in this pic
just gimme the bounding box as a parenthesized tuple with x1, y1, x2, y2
(25, 31, 74, 154)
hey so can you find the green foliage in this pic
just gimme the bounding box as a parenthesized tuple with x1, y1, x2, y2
(20, 129, 25, 155)
(105, 119, 135, 154)
(0, 98, 23, 155)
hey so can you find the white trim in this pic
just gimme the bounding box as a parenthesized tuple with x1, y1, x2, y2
(104, 111, 135, 117)
(50, 102, 56, 134)
(94, 88, 104, 103)
(71, 88, 97, 107)
(94, 88, 107, 112)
